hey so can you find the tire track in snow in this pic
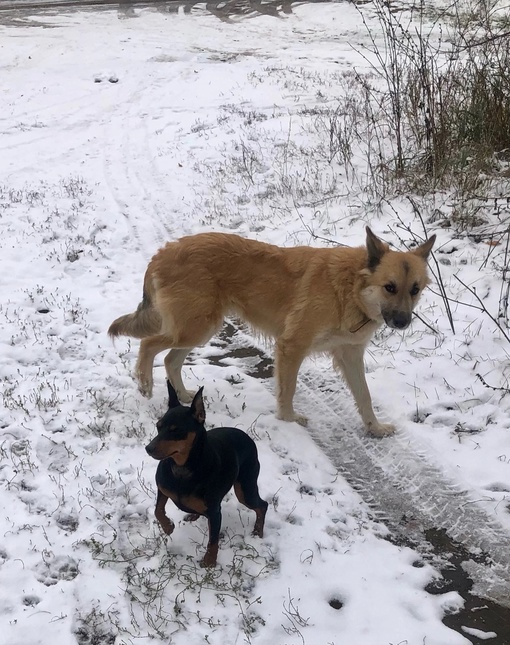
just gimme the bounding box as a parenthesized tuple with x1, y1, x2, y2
(214, 324, 510, 608)
(298, 370, 510, 607)
(101, 75, 184, 256)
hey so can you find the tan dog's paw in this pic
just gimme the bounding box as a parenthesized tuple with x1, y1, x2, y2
(176, 389, 195, 404)
(276, 410, 309, 427)
(367, 421, 396, 437)
(137, 380, 153, 398)
(136, 370, 154, 398)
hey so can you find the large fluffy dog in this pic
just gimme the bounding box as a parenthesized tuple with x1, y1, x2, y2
(109, 228, 435, 436)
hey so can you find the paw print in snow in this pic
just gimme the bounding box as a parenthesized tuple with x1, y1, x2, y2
(35, 554, 79, 586)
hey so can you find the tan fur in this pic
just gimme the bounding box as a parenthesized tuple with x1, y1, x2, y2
(109, 228, 435, 436)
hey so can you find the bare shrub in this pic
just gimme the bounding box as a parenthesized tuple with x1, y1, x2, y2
(354, 0, 510, 198)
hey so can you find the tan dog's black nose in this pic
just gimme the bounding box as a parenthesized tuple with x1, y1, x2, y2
(392, 312, 411, 329)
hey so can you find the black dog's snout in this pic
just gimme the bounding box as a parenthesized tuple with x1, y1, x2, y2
(145, 442, 155, 456)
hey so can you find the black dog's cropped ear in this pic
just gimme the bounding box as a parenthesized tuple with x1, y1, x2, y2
(366, 227, 389, 271)
(412, 234, 436, 261)
(166, 380, 180, 410)
(191, 387, 205, 425)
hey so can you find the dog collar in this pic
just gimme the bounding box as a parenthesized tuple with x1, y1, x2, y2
(349, 317, 373, 333)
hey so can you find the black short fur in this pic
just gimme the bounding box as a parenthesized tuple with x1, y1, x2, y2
(145, 380, 268, 567)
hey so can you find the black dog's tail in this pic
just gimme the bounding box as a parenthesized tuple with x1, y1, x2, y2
(108, 288, 161, 339)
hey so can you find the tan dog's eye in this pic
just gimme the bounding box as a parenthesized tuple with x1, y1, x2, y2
(410, 284, 420, 296)
(384, 283, 396, 294)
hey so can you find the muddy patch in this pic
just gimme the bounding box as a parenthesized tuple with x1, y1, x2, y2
(394, 529, 510, 644)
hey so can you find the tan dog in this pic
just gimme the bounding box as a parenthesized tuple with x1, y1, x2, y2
(109, 228, 435, 436)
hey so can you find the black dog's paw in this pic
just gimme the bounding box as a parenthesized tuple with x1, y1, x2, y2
(200, 545, 219, 568)
(184, 513, 200, 522)
(158, 518, 175, 535)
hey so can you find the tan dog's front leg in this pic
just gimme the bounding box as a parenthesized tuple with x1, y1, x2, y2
(332, 345, 395, 437)
(275, 341, 308, 426)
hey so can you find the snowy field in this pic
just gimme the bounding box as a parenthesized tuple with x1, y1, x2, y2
(1, 2, 510, 644)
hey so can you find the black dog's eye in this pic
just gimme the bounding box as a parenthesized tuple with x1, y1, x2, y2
(410, 284, 420, 297)
(170, 431, 189, 441)
(384, 283, 397, 294)
(156, 420, 177, 433)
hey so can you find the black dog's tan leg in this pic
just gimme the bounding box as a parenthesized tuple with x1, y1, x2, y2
(274, 341, 308, 425)
(201, 508, 221, 568)
(183, 513, 200, 522)
(332, 346, 395, 437)
(155, 488, 175, 535)
(252, 506, 267, 538)
(234, 463, 268, 539)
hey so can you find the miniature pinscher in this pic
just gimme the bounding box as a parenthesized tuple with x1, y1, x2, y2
(145, 380, 268, 567)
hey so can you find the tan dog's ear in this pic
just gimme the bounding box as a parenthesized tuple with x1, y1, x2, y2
(365, 227, 389, 270)
(413, 234, 436, 260)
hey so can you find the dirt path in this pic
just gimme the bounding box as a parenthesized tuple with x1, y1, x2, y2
(0, 0, 314, 21)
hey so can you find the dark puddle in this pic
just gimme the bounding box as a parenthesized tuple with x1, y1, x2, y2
(389, 529, 510, 643)
(207, 322, 273, 379)
(425, 529, 510, 644)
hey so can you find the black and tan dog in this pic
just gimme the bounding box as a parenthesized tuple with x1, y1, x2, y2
(110, 228, 435, 436)
(145, 381, 268, 567)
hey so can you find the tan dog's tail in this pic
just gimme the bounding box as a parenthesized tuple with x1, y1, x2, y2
(108, 289, 161, 339)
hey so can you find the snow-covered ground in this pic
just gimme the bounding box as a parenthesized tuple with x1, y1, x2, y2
(1, 2, 510, 644)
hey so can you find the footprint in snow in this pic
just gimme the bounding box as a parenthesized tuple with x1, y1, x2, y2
(35, 554, 79, 586)
(94, 74, 119, 84)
